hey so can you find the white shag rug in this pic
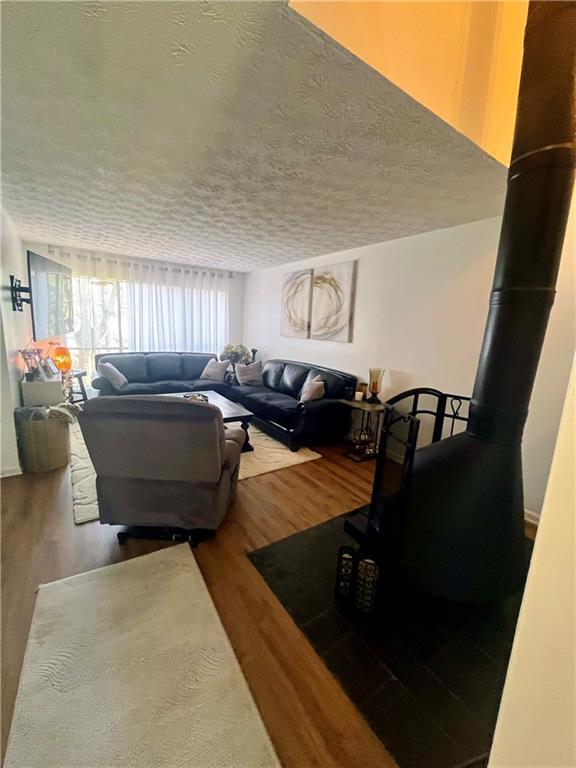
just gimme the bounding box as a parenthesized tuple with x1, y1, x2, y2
(70, 422, 320, 525)
(5, 545, 281, 768)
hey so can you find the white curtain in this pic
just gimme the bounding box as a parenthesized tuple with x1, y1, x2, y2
(126, 276, 228, 353)
(50, 246, 233, 374)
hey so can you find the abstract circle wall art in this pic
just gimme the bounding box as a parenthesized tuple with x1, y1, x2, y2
(280, 261, 356, 342)
(280, 268, 313, 338)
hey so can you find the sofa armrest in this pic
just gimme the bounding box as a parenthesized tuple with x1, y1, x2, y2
(294, 398, 351, 442)
(296, 398, 344, 415)
(91, 376, 114, 396)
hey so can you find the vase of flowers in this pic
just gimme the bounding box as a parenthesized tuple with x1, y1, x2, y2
(220, 344, 253, 385)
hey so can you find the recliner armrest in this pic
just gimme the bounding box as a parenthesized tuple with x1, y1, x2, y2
(224, 425, 246, 449)
(224, 438, 243, 470)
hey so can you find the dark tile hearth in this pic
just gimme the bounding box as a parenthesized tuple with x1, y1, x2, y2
(248, 510, 531, 768)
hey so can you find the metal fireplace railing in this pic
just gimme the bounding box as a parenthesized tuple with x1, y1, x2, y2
(368, 405, 420, 542)
(386, 387, 471, 444)
(345, 387, 471, 552)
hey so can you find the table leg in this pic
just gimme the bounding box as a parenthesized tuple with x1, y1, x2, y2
(374, 410, 384, 454)
(241, 419, 254, 452)
(77, 373, 88, 402)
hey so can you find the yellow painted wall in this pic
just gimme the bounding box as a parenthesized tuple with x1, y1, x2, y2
(290, 1, 528, 166)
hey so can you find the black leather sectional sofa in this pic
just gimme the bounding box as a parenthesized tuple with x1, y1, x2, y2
(92, 352, 357, 450)
(231, 359, 356, 449)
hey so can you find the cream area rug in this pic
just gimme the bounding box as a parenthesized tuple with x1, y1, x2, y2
(70, 422, 320, 524)
(239, 427, 321, 480)
(5, 545, 280, 768)
(70, 422, 99, 524)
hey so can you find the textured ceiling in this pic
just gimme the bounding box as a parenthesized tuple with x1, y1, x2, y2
(1, 1, 506, 271)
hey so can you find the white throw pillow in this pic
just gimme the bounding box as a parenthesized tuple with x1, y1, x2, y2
(235, 360, 263, 386)
(200, 359, 230, 382)
(98, 361, 128, 391)
(300, 375, 325, 403)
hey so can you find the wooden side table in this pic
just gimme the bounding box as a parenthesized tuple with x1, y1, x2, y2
(339, 399, 386, 461)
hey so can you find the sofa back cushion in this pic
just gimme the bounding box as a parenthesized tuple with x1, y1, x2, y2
(95, 352, 219, 384)
(147, 353, 183, 382)
(278, 363, 309, 398)
(262, 360, 284, 391)
(96, 353, 148, 383)
(182, 353, 217, 380)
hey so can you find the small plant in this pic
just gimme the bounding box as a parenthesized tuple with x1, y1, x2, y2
(219, 344, 252, 365)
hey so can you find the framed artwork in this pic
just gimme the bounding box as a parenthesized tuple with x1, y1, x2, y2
(310, 261, 356, 342)
(280, 269, 312, 338)
(281, 261, 357, 342)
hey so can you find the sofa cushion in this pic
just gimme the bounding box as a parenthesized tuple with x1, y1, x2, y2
(147, 353, 183, 381)
(278, 363, 309, 398)
(182, 353, 216, 380)
(230, 385, 269, 401)
(244, 391, 299, 428)
(97, 353, 148, 382)
(117, 381, 194, 395)
(187, 379, 230, 395)
(114, 379, 230, 397)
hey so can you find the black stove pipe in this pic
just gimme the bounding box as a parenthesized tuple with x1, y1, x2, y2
(400, 1, 575, 602)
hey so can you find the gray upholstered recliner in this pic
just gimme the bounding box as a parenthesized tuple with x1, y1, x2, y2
(78, 395, 245, 532)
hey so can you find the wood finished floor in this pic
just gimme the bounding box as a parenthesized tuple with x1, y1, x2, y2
(1, 444, 396, 767)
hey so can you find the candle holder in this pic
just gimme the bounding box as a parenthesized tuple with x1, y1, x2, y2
(367, 368, 384, 404)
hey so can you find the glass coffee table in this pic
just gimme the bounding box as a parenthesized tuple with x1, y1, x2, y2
(173, 390, 254, 452)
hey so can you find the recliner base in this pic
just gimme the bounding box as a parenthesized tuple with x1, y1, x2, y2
(116, 525, 216, 547)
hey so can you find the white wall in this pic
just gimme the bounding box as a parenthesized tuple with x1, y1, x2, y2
(227, 271, 246, 346)
(1, 312, 21, 476)
(244, 212, 575, 517)
(489, 356, 575, 768)
(1, 208, 32, 476)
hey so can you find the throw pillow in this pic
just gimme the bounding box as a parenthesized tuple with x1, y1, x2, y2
(200, 359, 230, 382)
(98, 361, 128, 390)
(300, 375, 325, 403)
(235, 360, 263, 386)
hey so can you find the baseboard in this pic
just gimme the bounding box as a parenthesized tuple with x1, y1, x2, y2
(1, 465, 22, 479)
(524, 508, 540, 526)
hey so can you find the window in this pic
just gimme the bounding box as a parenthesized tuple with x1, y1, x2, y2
(66, 276, 228, 374)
